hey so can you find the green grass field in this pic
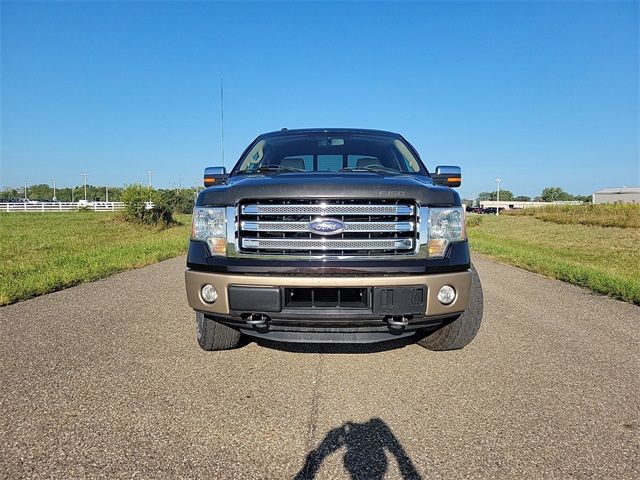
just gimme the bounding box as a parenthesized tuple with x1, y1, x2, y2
(0, 212, 191, 305)
(3, 206, 639, 307)
(467, 211, 640, 304)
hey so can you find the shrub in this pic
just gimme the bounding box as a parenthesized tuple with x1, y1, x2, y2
(119, 184, 174, 228)
(466, 215, 483, 228)
(157, 188, 196, 214)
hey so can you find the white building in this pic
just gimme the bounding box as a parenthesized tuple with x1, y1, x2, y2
(592, 187, 640, 204)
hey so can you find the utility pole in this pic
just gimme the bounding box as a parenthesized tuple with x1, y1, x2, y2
(52, 179, 57, 201)
(496, 178, 502, 216)
(146, 170, 154, 204)
(81, 173, 89, 201)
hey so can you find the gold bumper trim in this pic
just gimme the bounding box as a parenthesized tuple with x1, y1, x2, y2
(185, 270, 471, 317)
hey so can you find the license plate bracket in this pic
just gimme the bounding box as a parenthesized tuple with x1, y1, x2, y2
(372, 285, 426, 315)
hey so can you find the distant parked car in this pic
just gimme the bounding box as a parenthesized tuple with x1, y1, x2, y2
(481, 207, 506, 214)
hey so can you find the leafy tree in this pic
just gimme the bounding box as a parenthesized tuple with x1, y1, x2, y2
(0, 188, 21, 201)
(477, 190, 514, 201)
(540, 187, 575, 202)
(514, 195, 531, 202)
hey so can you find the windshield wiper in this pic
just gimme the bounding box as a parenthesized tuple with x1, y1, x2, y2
(340, 166, 401, 174)
(239, 165, 305, 174)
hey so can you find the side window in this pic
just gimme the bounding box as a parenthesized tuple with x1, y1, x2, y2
(239, 140, 266, 171)
(393, 140, 420, 172)
(317, 155, 343, 171)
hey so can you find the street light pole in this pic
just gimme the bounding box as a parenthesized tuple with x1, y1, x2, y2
(105, 185, 109, 203)
(81, 173, 89, 201)
(24, 181, 27, 200)
(52, 179, 57, 201)
(146, 170, 155, 204)
(496, 178, 502, 216)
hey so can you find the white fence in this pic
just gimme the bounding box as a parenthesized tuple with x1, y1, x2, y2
(0, 202, 129, 213)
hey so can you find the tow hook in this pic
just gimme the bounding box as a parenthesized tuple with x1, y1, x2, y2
(244, 313, 270, 327)
(386, 315, 410, 328)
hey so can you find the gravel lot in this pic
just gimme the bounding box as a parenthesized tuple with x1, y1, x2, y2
(1, 255, 638, 479)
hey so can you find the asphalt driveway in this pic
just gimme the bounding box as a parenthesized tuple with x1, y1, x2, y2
(1, 255, 638, 479)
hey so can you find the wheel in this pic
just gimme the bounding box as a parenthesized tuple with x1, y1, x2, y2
(195, 312, 242, 351)
(418, 265, 483, 351)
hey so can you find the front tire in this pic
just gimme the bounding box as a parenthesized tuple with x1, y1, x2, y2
(418, 265, 483, 351)
(196, 312, 242, 351)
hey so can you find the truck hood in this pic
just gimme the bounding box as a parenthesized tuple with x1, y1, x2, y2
(197, 172, 460, 207)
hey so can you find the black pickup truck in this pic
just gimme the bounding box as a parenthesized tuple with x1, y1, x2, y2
(185, 128, 483, 351)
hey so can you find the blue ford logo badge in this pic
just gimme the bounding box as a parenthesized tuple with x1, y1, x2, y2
(308, 218, 345, 236)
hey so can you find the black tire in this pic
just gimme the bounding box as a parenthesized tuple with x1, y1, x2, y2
(195, 312, 242, 351)
(417, 265, 483, 351)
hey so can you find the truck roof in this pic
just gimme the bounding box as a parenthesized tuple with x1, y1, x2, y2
(260, 128, 401, 138)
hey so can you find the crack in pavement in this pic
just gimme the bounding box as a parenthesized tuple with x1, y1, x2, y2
(305, 351, 324, 453)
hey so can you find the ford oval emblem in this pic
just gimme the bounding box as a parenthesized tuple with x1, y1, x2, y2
(307, 218, 345, 236)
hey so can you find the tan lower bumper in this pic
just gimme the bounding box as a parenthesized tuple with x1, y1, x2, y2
(185, 270, 471, 317)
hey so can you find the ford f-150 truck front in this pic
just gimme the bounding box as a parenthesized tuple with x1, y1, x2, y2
(185, 128, 483, 350)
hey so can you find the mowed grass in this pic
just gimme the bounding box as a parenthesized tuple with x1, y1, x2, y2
(467, 214, 640, 304)
(0, 212, 191, 305)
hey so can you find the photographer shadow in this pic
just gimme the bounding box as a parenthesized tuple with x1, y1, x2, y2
(295, 417, 422, 480)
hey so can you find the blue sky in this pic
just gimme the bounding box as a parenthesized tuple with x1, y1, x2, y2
(1, 1, 638, 199)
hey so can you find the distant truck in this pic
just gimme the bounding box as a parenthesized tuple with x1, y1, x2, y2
(185, 129, 483, 351)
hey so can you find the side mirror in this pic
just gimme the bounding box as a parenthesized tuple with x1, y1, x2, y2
(432, 165, 461, 188)
(204, 166, 227, 186)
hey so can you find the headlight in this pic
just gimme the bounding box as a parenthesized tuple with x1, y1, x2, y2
(192, 207, 227, 256)
(428, 207, 466, 257)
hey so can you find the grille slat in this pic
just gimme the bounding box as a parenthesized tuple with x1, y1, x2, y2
(242, 204, 414, 216)
(241, 221, 414, 233)
(237, 199, 418, 257)
(241, 238, 413, 251)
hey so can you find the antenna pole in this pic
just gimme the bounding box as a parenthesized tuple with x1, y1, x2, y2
(220, 78, 225, 168)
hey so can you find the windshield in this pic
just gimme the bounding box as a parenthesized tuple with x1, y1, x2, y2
(232, 133, 426, 175)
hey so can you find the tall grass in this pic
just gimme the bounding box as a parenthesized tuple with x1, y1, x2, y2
(467, 214, 640, 304)
(505, 203, 640, 228)
(0, 212, 191, 305)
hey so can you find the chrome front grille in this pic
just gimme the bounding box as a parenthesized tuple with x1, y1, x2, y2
(235, 199, 419, 258)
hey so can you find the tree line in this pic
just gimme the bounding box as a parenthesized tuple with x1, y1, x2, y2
(469, 186, 591, 204)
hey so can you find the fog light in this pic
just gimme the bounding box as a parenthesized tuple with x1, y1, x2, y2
(201, 284, 218, 303)
(437, 285, 456, 305)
